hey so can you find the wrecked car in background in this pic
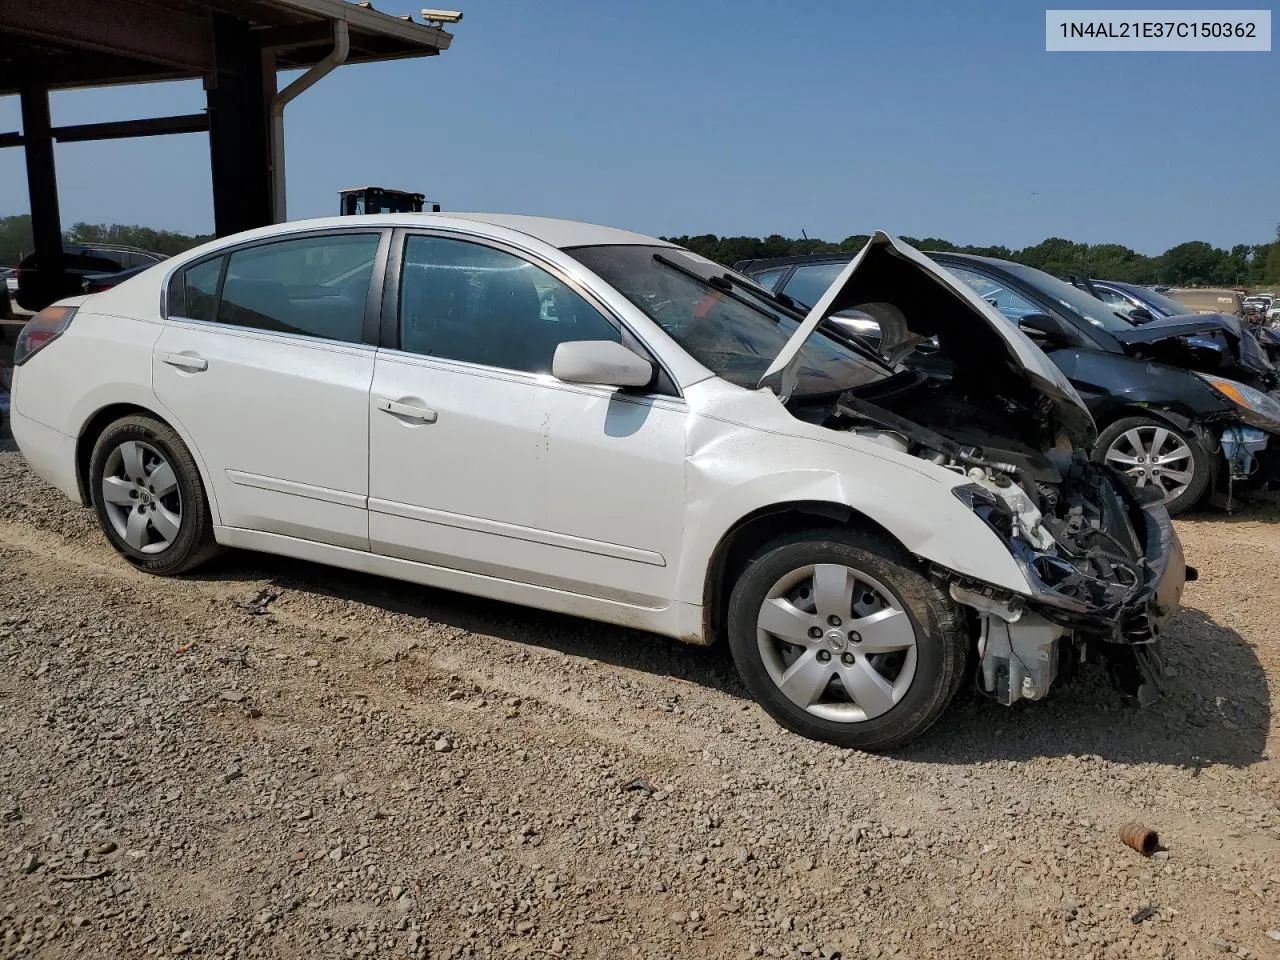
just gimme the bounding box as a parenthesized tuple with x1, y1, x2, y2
(743, 251, 1280, 513)
(934, 254, 1280, 513)
(9, 216, 1188, 750)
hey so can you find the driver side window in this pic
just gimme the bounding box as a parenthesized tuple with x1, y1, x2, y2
(397, 235, 620, 374)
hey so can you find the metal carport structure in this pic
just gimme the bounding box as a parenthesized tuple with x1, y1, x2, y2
(0, 0, 453, 308)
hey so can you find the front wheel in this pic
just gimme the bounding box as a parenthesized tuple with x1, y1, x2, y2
(726, 529, 967, 751)
(1093, 416, 1212, 515)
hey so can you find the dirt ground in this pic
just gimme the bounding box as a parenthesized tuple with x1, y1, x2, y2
(0, 436, 1277, 960)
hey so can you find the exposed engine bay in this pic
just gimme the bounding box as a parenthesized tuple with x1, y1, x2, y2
(790, 366, 1183, 707)
(764, 233, 1191, 709)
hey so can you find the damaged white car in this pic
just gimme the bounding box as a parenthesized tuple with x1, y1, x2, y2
(8, 216, 1191, 749)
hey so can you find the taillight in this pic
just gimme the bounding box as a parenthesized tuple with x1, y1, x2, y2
(14, 304, 78, 366)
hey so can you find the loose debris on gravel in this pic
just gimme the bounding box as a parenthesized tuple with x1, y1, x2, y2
(1, 436, 1278, 959)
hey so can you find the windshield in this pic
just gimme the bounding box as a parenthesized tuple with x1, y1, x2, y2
(567, 244, 890, 396)
(997, 261, 1134, 333)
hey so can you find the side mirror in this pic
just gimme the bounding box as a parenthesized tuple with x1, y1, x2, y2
(1017, 313, 1064, 344)
(1126, 306, 1156, 324)
(552, 340, 653, 388)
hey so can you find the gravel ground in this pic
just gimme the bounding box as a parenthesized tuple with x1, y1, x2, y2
(1, 435, 1278, 960)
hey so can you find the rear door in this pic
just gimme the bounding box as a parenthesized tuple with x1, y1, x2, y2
(153, 229, 388, 549)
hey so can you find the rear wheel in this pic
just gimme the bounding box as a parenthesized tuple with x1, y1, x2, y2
(726, 529, 967, 751)
(89, 415, 218, 575)
(1094, 416, 1211, 515)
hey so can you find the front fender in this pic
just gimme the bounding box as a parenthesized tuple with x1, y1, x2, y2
(674, 421, 1033, 607)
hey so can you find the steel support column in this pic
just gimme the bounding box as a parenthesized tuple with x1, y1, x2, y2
(19, 81, 64, 308)
(206, 14, 273, 237)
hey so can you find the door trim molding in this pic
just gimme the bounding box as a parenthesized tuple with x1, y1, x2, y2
(226, 469, 367, 509)
(368, 497, 666, 567)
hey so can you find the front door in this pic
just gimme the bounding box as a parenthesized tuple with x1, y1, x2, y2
(153, 230, 385, 549)
(368, 232, 686, 607)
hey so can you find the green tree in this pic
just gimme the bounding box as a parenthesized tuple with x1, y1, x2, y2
(64, 221, 211, 256)
(1265, 241, 1280, 285)
(0, 214, 34, 266)
(1225, 244, 1252, 284)
(1158, 241, 1230, 286)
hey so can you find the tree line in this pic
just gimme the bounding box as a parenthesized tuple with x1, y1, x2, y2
(665, 229, 1280, 288)
(3, 212, 1278, 288)
(0, 215, 212, 267)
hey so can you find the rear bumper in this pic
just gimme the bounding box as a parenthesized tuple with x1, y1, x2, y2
(9, 406, 83, 504)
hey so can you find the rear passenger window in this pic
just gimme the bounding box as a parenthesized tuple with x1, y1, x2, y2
(182, 258, 222, 322)
(216, 234, 379, 343)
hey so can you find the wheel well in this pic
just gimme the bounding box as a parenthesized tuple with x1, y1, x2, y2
(700, 501, 905, 646)
(1092, 404, 1196, 435)
(74, 404, 168, 505)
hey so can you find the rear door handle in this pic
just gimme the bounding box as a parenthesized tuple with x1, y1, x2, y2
(162, 352, 208, 372)
(376, 398, 438, 423)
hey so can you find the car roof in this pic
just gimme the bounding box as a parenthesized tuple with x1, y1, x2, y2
(64, 242, 161, 255)
(736, 252, 855, 272)
(221, 213, 677, 251)
(1090, 278, 1143, 291)
(930, 251, 1006, 266)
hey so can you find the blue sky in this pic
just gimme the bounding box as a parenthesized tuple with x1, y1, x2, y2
(0, 0, 1276, 253)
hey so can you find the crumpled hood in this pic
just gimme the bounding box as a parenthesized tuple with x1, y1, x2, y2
(1112, 311, 1246, 344)
(1113, 311, 1275, 383)
(759, 231, 1097, 445)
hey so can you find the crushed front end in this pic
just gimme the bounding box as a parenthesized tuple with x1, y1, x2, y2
(949, 456, 1191, 706)
(825, 385, 1193, 708)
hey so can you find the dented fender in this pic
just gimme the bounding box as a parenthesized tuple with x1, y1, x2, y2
(673, 394, 1035, 607)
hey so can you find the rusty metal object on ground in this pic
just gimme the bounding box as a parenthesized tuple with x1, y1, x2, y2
(1118, 822, 1159, 856)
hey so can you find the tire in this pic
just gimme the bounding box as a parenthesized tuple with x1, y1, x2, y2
(1092, 416, 1212, 515)
(726, 528, 967, 751)
(89, 414, 219, 575)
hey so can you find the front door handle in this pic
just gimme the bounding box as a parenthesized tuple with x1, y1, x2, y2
(163, 352, 208, 372)
(376, 398, 438, 423)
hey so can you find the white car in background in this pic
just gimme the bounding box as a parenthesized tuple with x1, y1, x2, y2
(8, 215, 1188, 749)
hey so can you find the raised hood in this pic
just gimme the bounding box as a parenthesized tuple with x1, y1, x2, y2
(758, 232, 1096, 444)
(1113, 311, 1275, 383)
(1113, 312, 1246, 345)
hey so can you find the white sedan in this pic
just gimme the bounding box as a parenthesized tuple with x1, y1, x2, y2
(8, 215, 1188, 749)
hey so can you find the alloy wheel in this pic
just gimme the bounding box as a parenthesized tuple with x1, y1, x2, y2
(1103, 425, 1195, 503)
(756, 563, 918, 723)
(100, 440, 183, 554)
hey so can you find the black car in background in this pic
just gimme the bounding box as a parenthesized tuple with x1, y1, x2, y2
(1068, 276, 1280, 365)
(14, 243, 165, 312)
(740, 251, 1280, 513)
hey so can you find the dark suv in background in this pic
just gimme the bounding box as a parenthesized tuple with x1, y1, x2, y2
(14, 243, 165, 312)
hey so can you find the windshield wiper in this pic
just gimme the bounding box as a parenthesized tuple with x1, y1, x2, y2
(652, 253, 783, 324)
(716, 270, 805, 313)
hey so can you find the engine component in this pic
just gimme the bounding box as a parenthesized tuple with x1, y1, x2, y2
(1221, 425, 1268, 480)
(978, 612, 1064, 704)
